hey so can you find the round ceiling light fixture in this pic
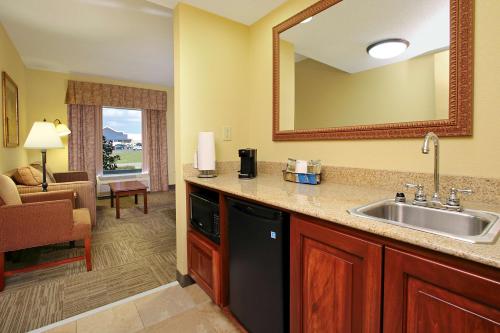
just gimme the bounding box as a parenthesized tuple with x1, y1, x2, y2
(367, 38, 410, 59)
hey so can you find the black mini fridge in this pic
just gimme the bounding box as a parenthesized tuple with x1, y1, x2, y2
(227, 197, 289, 333)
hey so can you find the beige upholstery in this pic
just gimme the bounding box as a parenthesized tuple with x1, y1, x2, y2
(16, 182, 96, 226)
(13, 166, 43, 186)
(0, 175, 21, 206)
(53, 171, 88, 183)
(0, 190, 92, 291)
(21, 190, 75, 208)
(30, 162, 56, 183)
(4, 169, 96, 226)
(0, 190, 91, 252)
(72, 209, 92, 240)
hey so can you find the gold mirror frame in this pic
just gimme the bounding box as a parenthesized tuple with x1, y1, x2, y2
(2, 71, 20, 147)
(272, 0, 473, 141)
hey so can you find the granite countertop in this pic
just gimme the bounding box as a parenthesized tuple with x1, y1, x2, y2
(185, 173, 500, 269)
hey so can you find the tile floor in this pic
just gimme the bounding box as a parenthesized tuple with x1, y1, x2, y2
(41, 283, 240, 333)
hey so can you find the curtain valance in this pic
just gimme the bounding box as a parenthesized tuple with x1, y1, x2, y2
(65, 80, 167, 111)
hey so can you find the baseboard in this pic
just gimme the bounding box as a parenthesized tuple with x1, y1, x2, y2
(176, 270, 195, 287)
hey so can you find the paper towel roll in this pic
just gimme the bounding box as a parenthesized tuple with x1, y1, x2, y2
(197, 132, 216, 171)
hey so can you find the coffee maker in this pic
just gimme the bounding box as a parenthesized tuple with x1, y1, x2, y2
(238, 148, 257, 179)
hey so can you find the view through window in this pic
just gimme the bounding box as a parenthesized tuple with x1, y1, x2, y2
(102, 107, 143, 174)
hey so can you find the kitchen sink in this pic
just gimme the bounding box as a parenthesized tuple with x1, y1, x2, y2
(348, 199, 500, 243)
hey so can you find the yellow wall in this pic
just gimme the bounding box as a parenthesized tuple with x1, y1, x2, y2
(175, 0, 500, 273)
(174, 3, 185, 275)
(175, 4, 250, 165)
(279, 40, 295, 130)
(174, 4, 251, 273)
(249, 0, 500, 179)
(0, 21, 175, 181)
(0, 24, 28, 173)
(434, 51, 450, 119)
(24, 69, 176, 184)
(293, 52, 446, 129)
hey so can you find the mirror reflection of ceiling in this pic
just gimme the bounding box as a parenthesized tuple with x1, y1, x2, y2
(280, 0, 450, 74)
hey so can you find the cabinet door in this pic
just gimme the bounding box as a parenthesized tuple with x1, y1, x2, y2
(384, 247, 500, 333)
(290, 215, 382, 333)
(188, 231, 221, 304)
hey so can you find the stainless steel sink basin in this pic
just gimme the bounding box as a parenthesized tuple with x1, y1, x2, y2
(348, 199, 500, 243)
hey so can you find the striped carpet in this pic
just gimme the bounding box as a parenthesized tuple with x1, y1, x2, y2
(0, 191, 177, 333)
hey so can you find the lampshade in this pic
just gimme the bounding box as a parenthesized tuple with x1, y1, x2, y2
(55, 122, 71, 136)
(24, 121, 64, 149)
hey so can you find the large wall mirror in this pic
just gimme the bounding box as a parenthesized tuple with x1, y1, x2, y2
(273, 0, 473, 140)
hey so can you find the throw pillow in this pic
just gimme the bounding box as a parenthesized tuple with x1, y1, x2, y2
(0, 175, 22, 205)
(30, 161, 56, 183)
(13, 166, 43, 186)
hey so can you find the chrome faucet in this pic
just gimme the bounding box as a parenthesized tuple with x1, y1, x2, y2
(422, 132, 440, 203)
(403, 132, 473, 211)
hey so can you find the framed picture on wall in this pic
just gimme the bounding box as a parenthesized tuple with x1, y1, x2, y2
(2, 71, 19, 147)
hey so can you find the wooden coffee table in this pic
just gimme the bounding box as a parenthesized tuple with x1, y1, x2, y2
(109, 181, 148, 219)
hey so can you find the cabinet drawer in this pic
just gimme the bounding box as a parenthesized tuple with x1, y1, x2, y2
(188, 230, 221, 304)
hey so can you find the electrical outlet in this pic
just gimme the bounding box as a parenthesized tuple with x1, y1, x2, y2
(223, 127, 232, 141)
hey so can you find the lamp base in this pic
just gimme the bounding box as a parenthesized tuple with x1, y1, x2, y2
(41, 150, 48, 192)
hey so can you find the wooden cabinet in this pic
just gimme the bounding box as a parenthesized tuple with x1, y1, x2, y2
(290, 215, 383, 333)
(186, 181, 500, 333)
(187, 230, 221, 304)
(384, 247, 500, 332)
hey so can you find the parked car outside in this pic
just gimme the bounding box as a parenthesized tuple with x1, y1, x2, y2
(132, 142, 142, 151)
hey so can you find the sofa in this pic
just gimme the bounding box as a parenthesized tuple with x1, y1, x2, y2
(3, 168, 96, 226)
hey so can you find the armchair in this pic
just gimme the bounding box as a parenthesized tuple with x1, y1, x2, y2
(0, 175, 92, 291)
(4, 168, 96, 226)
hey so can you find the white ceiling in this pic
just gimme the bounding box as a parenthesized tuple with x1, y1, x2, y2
(0, 0, 174, 86)
(150, 0, 287, 25)
(0, 0, 286, 87)
(281, 0, 450, 73)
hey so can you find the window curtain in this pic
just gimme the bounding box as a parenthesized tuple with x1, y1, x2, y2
(142, 109, 168, 192)
(66, 80, 168, 188)
(66, 81, 167, 110)
(67, 105, 103, 182)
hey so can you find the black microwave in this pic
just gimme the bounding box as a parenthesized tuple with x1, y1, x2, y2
(190, 192, 220, 244)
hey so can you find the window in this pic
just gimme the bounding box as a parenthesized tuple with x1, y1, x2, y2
(102, 107, 143, 175)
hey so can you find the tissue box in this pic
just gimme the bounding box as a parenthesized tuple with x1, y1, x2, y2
(282, 170, 321, 185)
(286, 158, 322, 174)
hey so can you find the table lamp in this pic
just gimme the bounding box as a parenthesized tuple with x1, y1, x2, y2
(54, 119, 71, 136)
(24, 120, 64, 191)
